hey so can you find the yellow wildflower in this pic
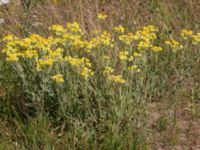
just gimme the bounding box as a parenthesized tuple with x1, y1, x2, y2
(151, 46, 163, 52)
(108, 75, 126, 84)
(64, 56, 89, 67)
(192, 33, 200, 45)
(181, 29, 193, 39)
(113, 25, 125, 33)
(133, 52, 142, 57)
(7, 53, 21, 61)
(80, 67, 94, 79)
(51, 74, 64, 83)
(99, 31, 111, 46)
(65, 57, 82, 66)
(2, 46, 17, 55)
(128, 65, 138, 70)
(72, 38, 86, 49)
(36, 58, 54, 71)
(143, 25, 158, 33)
(87, 31, 111, 48)
(119, 51, 129, 61)
(165, 39, 183, 51)
(3, 34, 17, 42)
(135, 25, 158, 42)
(49, 24, 66, 36)
(103, 67, 114, 76)
(137, 40, 152, 50)
(97, 13, 108, 20)
(66, 22, 82, 33)
(119, 33, 135, 45)
(49, 48, 63, 59)
(128, 56, 134, 61)
(23, 50, 38, 59)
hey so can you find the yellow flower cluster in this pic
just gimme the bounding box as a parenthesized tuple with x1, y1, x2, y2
(181, 29, 193, 39)
(103, 67, 114, 76)
(137, 40, 153, 50)
(66, 22, 83, 34)
(103, 67, 126, 84)
(180, 29, 200, 45)
(133, 52, 142, 57)
(2, 20, 200, 85)
(64, 56, 93, 79)
(128, 65, 140, 72)
(49, 24, 66, 36)
(108, 75, 126, 84)
(7, 53, 21, 61)
(136, 25, 158, 50)
(80, 67, 94, 79)
(23, 50, 38, 59)
(119, 33, 136, 45)
(151, 46, 163, 52)
(36, 58, 54, 71)
(118, 25, 161, 53)
(137, 25, 158, 41)
(120, 51, 141, 72)
(119, 51, 129, 61)
(3, 34, 17, 42)
(87, 31, 111, 50)
(165, 39, 183, 52)
(64, 56, 87, 67)
(113, 25, 125, 33)
(2, 22, 96, 81)
(97, 13, 108, 20)
(192, 33, 200, 45)
(51, 74, 64, 83)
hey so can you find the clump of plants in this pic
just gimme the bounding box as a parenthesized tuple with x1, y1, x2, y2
(1, 13, 200, 149)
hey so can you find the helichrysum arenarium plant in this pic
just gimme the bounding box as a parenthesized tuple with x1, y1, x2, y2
(1, 11, 200, 148)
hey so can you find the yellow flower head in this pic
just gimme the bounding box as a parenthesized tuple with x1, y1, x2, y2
(113, 25, 125, 33)
(3, 34, 17, 42)
(97, 13, 108, 20)
(119, 51, 129, 61)
(49, 24, 65, 33)
(66, 22, 82, 33)
(80, 67, 94, 79)
(103, 67, 114, 76)
(108, 75, 126, 84)
(137, 40, 152, 50)
(36, 58, 54, 71)
(128, 65, 138, 71)
(49, 48, 63, 59)
(49, 24, 66, 37)
(181, 29, 193, 39)
(192, 33, 200, 45)
(133, 52, 142, 57)
(64, 56, 91, 67)
(23, 50, 38, 59)
(51, 74, 64, 83)
(165, 39, 183, 51)
(7, 53, 21, 62)
(151, 46, 163, 52)
(143, 25, 158, 33)
(119, 33, 135, 45)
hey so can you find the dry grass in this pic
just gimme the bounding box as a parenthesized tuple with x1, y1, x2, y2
(1, 0, 200, 36)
